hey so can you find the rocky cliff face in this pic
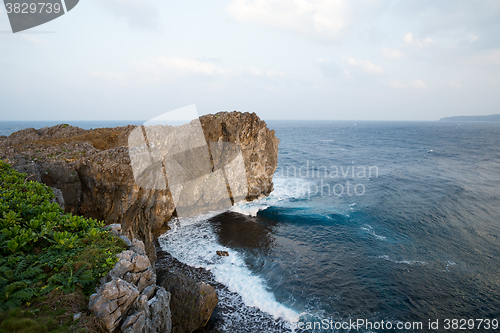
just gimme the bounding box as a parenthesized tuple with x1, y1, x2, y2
(0, 112, 279, 265)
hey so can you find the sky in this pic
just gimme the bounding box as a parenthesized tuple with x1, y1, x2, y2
(1, 0, 500, 121)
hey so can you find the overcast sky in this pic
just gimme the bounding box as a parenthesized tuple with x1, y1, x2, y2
(1, 0, 500, 121)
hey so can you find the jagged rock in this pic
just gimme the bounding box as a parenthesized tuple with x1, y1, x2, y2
(124, 266, 156, 292)
(91, 237, 171, 333)
(142, 284, 156, 300)
(121, 286, 172, 333)
(131, 238, 146, 255)
(216, 250, 229, 257)
(201, 112, 279, 199)
(106, 247, 157, 292)
(121, 310, 146, 333)
(120, 235, 133, 247)
(146, 286, 172, 333)
(108, 223, 122, 237)
(51, 187, 65, 210)
(89, 278, 140, 332)
(158, 270, 218, 333)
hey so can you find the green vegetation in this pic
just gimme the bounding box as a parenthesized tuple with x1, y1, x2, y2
(0, 160, 127, 331)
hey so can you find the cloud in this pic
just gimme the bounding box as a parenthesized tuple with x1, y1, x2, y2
(89, 71, 128, 85)
(389, 80, 406, 89)
(450, 81, 462, 89)
(342, 56, 384, 75)
(135, 57, 230, 77)
(380, 47, 404, 59)
(240, 67, 286, 79)
(21, 35, 42, 44)
(388, 79, 429, 89)
(226, 0, 350, 42)
(90, 57, 285, 84)
(403, 32, 434, 48)
(96, 0, 159, 30)
(315, 58, 342, 78)
(463, 49, 500, 66)
(409, 79, 429, 89)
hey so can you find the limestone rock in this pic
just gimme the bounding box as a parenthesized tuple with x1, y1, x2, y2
(120, 286, 172, 333)
(51, 187, 65, 210)
(201, 112, 279, 199)
(106, 245, 156, 292)
(88, 278, 139, 332)
(158, 270, 218, 333)
(146, 286, 172, 333)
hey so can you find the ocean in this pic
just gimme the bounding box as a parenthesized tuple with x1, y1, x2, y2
(2, 120, 500, 332)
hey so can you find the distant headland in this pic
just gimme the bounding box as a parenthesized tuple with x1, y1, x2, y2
(439, 114, 500, 122)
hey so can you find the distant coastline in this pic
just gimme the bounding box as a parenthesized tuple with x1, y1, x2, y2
(439, 114, 500, 122)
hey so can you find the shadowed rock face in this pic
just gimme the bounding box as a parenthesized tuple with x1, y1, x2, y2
(0, 112, 279, 264)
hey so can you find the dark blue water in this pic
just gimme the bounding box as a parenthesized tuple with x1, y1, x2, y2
(258, 121, 500, 330)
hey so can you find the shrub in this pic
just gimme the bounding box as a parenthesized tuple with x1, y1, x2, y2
(0, 160, 127, 310)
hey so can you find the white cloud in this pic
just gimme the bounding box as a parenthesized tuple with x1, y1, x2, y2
(135, 57, 230, 76)
(409, 79, 429, 89)
(389, 80, 406, 89)
(464, 49, 500, 66)
(89, 71, 129, 86)
(226, 0, 350, 41)
(450, 81, 462, 89)
(389, 79, 429, 89)
(96, 0, 159, 30)
(342, 56, 384, 75)
(380, 47, 404, 59)
(90, 57, 285, 84)
(240, 67, 285, 79)
(21, 35, 42, 44)
(404, 33, 434, 48)
(315, 58, 342, 78)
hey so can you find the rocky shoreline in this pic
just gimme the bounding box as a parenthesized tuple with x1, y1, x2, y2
(0, 111, 279, 332)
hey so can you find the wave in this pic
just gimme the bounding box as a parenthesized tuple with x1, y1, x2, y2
(361, 224, 387, 241)
(230, 176, 315, 217)
(378, 255, 427, 265)
(158, 216, 300, 324)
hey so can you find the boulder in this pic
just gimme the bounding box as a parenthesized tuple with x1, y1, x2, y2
(158, 270, 218, 333)
(88, 278, 140, 332)
(90, 237, 172, 333)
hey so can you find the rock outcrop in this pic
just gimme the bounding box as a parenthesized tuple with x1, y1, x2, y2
(89, 227, 172, 333)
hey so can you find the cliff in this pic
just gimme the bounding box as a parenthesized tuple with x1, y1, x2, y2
(0, 112, 279, 265)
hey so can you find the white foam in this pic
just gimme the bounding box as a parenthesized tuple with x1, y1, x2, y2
(229, 176, 314, 217)
(361, 225, 387, 241)
(159, 216, 300, 324)
(230, 201, 269, 217)
(378, 255, 427, 265)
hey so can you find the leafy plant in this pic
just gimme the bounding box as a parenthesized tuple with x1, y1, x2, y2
(0, 160, 127, 311)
